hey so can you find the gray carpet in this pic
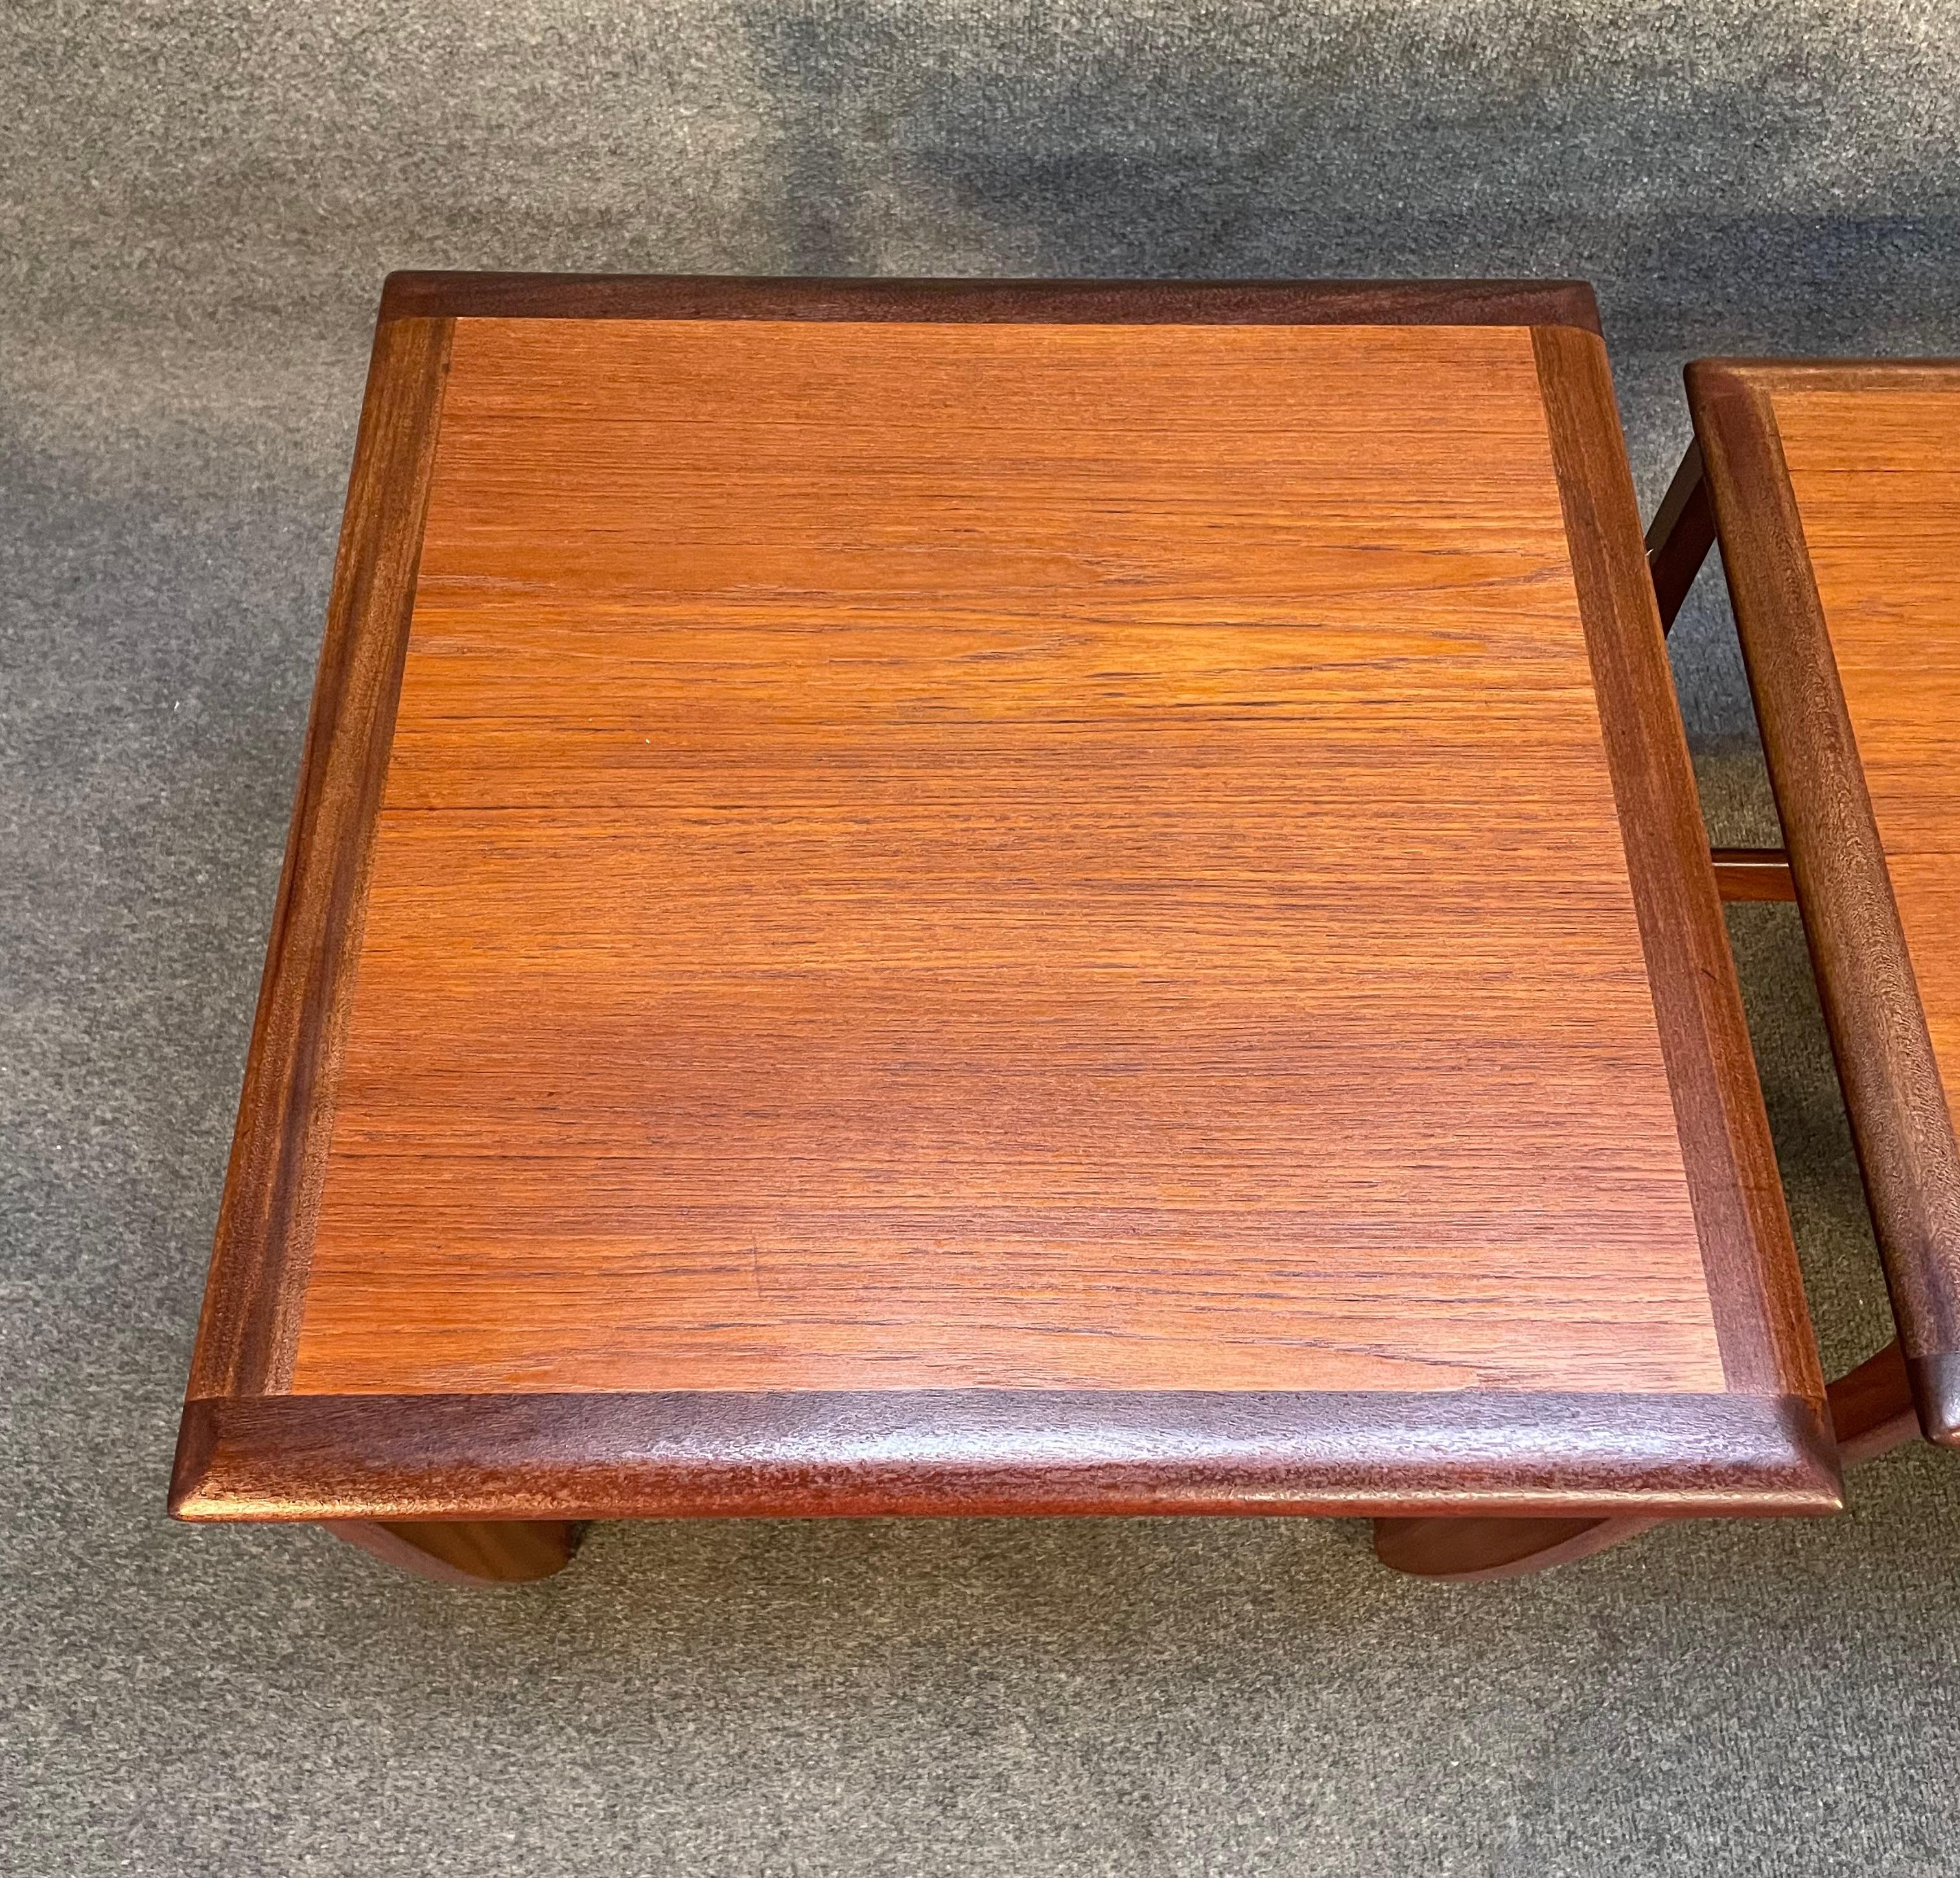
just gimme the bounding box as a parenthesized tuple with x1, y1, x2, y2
(6, 5, 1960, 1873)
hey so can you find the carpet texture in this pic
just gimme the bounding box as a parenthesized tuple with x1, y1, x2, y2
(5, 5, 1960, 1873)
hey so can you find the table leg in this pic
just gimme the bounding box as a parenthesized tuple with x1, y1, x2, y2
(1646, 437, 1715, 634)
(1374, 1341, 1917, 1581)
(1651, 449, 1793, 906)
(323, 1519, 585, 1585)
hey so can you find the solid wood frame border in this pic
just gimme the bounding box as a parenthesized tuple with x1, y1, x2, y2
(376, 271, 1604, 332)
(174, 280, 1839, 1526)
(185, 315, 454, 1398)
(1532, 329, 1824, 1406)
(172, 1389, 1837, 1522)
(1688, 358, 1960, 1442)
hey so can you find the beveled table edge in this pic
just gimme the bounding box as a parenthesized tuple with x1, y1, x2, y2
(172, 1389, 1841, 1524)
(377, 270, 1604, 332)
(187, 314, 454, 1404)
(1689, 358, 1960, 393)
(1687, 357, 1960, 1446)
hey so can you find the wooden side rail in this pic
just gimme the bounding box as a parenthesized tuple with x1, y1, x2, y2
(1712, 846, 1795, 902)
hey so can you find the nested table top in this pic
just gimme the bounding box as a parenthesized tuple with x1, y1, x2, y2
(172, 279, 1830, 1524)
(1688, 358, 1960, 1432)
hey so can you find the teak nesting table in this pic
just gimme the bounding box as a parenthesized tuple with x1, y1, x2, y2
(172, 275, 1841, 1586)
(1648, 358, 1960, 1450)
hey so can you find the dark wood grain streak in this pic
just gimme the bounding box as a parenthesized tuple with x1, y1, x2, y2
(1532, 327, 1823, 1404)
(185, 316, 454, 1397)
(1690, 361, 1960, 1441)
(1712, 848, 1797, 903)
(170, 1390, 1838, 1523)
(377, 271, 1602, 333)
(1645, 437, 1716, 633)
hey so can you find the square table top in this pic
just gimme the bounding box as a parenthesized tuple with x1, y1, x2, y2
(1688, 357, 1960, 1437)
(172, 277, 1832, 1524)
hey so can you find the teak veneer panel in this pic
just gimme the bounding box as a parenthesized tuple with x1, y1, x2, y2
(1775, 389, 1960, 1112)
(288, 316, 1720, 1398)
(176, 281, 1836, 1524)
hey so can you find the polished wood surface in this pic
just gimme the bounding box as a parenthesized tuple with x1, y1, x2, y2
(173, 281, 1836, 1534)
(172, 1387, 1834, 1522)
(293, 316, 1720, 1399)
(1776, 383, 1960, 1130)
(1690, 360, 1960, 1442)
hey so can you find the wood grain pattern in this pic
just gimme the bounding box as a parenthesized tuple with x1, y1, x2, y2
(1533, 327, 1821, 1404)
(171, 1389, 1836, 1522)
(1690, 360, 1960, 1441)
(1777, 375, 1960, 1438)
(1776, 385, 1960, 1119)
(186, 315, 453, 1397)
(284, 316, 1729, 1402)
(378, 272, 1604, 334)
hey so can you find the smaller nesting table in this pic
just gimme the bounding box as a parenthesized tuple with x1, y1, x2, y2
(1658, 360, 1960, 1445)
